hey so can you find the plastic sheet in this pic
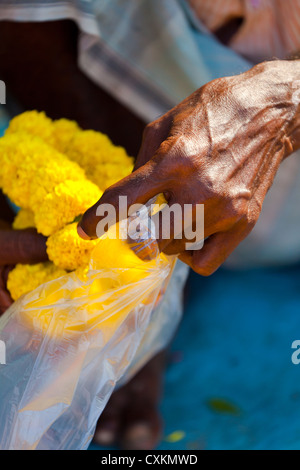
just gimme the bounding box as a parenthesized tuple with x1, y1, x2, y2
(120, 259, 189, 386)
(0, 205, 175, 450)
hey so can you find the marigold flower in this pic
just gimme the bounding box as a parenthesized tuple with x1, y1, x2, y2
(12, 209, 35, 230)
(34, 179, 102, 236)
(7, 262, 67, 301)
(0, 110, 133, 299)
(47, 223, 98, 270)
(5, 110, 55, 146)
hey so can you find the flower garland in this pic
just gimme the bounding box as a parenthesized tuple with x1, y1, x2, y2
(0, 111, 134, 300)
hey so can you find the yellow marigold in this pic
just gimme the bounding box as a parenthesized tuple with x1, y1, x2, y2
(65, 130, 113, 166)
(0, 132, 31, 189)
(0, 133, 86, 210)
(0, 110, 137, 302)
(65, 130, 134, 189)
(7, 262, 67, 301)
(5, 111, 82, 154)
(87, 162, 134, 191)
(47, 222, 98, 270)
(12, 209, 35, 230)
(5, 111, 55, 146)
(52, 118, 81, 153)
(0, 135, 53, 208)
(28, 154, 86, 211)
(34, 179, 102, 236)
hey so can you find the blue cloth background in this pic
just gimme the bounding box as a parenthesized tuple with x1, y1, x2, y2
(90, 265, 300, 450)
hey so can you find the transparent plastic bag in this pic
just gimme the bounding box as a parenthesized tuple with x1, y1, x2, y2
(120, 259, 189, 385)
(0, 204, 175, 450)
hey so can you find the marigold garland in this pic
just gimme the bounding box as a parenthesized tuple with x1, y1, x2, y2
(0, 111, 134, 300)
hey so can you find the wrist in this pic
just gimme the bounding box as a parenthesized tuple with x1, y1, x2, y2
(289, 62, 300, 153)
(258, 60, 300, 155)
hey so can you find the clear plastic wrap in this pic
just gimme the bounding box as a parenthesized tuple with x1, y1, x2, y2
(0, 204, 176, 450)
(120, 259, 189, 386)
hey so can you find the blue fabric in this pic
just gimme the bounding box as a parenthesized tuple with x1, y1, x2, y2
(90, 264, 300, 450)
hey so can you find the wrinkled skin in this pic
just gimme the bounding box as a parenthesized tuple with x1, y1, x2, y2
(79, 60, 300, 275)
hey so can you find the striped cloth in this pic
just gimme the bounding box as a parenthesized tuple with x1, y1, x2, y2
(0, 0, 253, 122)
(188, 0, 300, 62)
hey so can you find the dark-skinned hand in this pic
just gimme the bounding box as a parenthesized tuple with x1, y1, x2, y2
(0, 227, 47, 314)
(79, 60, 300, 275)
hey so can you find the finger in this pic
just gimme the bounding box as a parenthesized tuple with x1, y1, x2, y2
(134, 114, 173, 171)
(78, 158, 171, 240)
(1, 265, 14, 285)
(179, 226, 247, 276)
(94, 387, 128, 446)
(0, 266, 13, 315)
(120, 351, 165, 450)
(0, 229, 48, 265)
(151, 196, 207, 255)
(121, 404, 162, 450)
(0, 289, 13, 315)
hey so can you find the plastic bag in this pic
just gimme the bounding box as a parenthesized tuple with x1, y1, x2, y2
(0, 205, 175, 450)
(120, 259, 189, 386)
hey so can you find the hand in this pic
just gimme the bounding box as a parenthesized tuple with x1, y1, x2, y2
(0, 228, 48, 266)
(78, 60, 300, 275)
(0, 265, 14, 315)
(0, 227, 48, 314)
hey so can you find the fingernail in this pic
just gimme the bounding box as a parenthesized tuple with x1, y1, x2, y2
(123, 424, 154, 450)
(77, 225, 91, 240)
(94, 429, 115, 446)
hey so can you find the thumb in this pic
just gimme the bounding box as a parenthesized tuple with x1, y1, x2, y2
(0, 265, 13, 314)
(78, 159, 168, 240)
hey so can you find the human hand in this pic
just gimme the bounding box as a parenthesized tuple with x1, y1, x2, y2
(0, 265, 13, 315)
(78, 60, 300, 275)
(0, 227, 47, 314)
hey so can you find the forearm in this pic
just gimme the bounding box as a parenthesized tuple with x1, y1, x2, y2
(264, 59, 300, 154)
(288, 59, 300, 152)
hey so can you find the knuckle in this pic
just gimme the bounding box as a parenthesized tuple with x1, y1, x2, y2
(233, 202, 259, 231)
(192, 260, 217, 277)
(224, 195, 250, 224)
(240, 212, 257, 229)
(143, 122, 160, 140)
(101, 186, 123, 203)
(158, 136, 201, 176)
(142, 124, 152, 140)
